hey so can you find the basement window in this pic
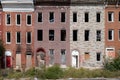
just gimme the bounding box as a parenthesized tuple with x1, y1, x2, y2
(61, 30, 66, 41)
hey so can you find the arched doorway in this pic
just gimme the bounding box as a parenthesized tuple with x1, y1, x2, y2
(36, 48, 46, 67)
(72, 50, 79, 68)
(5, 51, 12, 68)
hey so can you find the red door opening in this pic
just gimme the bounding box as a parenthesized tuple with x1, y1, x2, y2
(6, 56, 11, 68)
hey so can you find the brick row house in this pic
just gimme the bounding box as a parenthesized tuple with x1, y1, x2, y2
(0, 0, 120, 70)
(1, 0, 35, 70)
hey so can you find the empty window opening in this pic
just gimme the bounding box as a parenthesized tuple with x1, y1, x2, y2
(61, 12, 65, 22)
(38, 12, 42, 22)
(61, 49, 66, 64)
(6, 32, 11, 43)
(16, 14, 21, 25)
(85, 12, 89, 22)
(119, 29, 120, 40)
(108, 12, 114, 22)
(96, 30, 101, 41)
(96, 13, 100, 22)
(49, 12, 54, 22)
(16, 32, 21, 44)
(73, 30, 78, 41)
(27, 32, 31, 43)
(49, 30, 54, 41)
(85, 30, 89, 41)
(27, 14, 31, 25)
(73, 12, 77, 22)
(37, 30, 43, 41)
(96, 52, 101, 61)
(6, 14, 10, 25)
(61, 30, 66, 41)
(108, 29, 114, 41)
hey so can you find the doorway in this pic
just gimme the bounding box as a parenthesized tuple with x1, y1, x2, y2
(72, 50, 79, 68)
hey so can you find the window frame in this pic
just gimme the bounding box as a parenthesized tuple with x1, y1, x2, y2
(26, 14, 32, 26)
(96, 30, 101, 41)
(96, 12, 101, 22)
(61, 12, 66, 22)
(61, 30, 66, 41)
(16, 14, 21, 26)
(73, 12, 77, 22)
(16, 32, 21, 44)
(49, 30, 54, 41)
(84, 30, 90, 41)
(73, 30, 78, 41)
(85, 12, 89, 22)
(6, 14, 11, 25)
(37, 30, 43, 41)
(26, 32, 32, 44)
(49, 12, 54, 23)
(6, 32, 11, 44)
(38, 12, 42, 22)
(108, 12, 114, 22)
(108, 29, 114, 41)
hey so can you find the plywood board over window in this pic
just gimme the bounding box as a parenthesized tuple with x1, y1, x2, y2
(84, 52, 90, 60)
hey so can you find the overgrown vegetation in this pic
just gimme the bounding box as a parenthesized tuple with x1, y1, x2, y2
(0, 65, 120, 79)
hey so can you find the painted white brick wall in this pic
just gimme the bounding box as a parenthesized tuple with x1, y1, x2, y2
(70, 5, 105, 68)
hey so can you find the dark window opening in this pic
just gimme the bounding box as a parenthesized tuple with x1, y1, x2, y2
(37, 30, 43, 41)
(108, 30, 113, 40)
(61, 12, 65, 22)
(7, 14, 10, 24)
(85, 30, 89, 41)
(108, 12, 113, 22)
(96, 30, 101, 41)
(7, 32, 11, 43)
(38, 12, 42, 22)
(73, 30, 77, 41)
(96, 13, 100, 22)
(17, 14, 21, 25)
(85, 12, 89, 22)
(49, 12, 54, 22)
(61, 30, 66, 41)
(17, 32, 21, 43)
(27, 32, 31, 43)
(73, 12, 77, 22)
(49, 30, 54, 41)
(27, 15, 31, 25)
(96, 53, 101, 61)
(119, 12, 120, 21)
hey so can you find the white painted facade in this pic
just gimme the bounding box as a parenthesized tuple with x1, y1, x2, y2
(1, 0, 34, 12)
(70, 4, 105, 68)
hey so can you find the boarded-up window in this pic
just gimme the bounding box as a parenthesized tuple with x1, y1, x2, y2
(84, 52, 90, 60)
(26, 52, 32, 69)
(16, 51, 21, 69)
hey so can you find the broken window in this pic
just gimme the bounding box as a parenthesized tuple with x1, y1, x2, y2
(96, 12, 100, 22)
(16, 32, 21, 44)
(26, 32, 31, 43)
(61, 49, 66, 64)
(16, 14, 21, 25)
(84, 52, 90, 60)
(49, 30, 54, 41)
(73, 30, 78, 41)
(96, 30, 101, 41)
(49, 12, 54, 22)
(61, 30, 66, 41)
(108, 29, 114, 41)
(85, 30, 89, 41)
(85, 12, 89, 22)
(6, 14, 11, 25)
(73, 12, 77, 22)
(96, 52, 101, 61)
(108, 12, 114, 22)
(27, 14, 32, 25)
(37, 30, 43, 41)
(38, 12, 42, 22)
(49, 49, 54, 65)
(61, 12, 65, 22)
(6, 32, 11, 43)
